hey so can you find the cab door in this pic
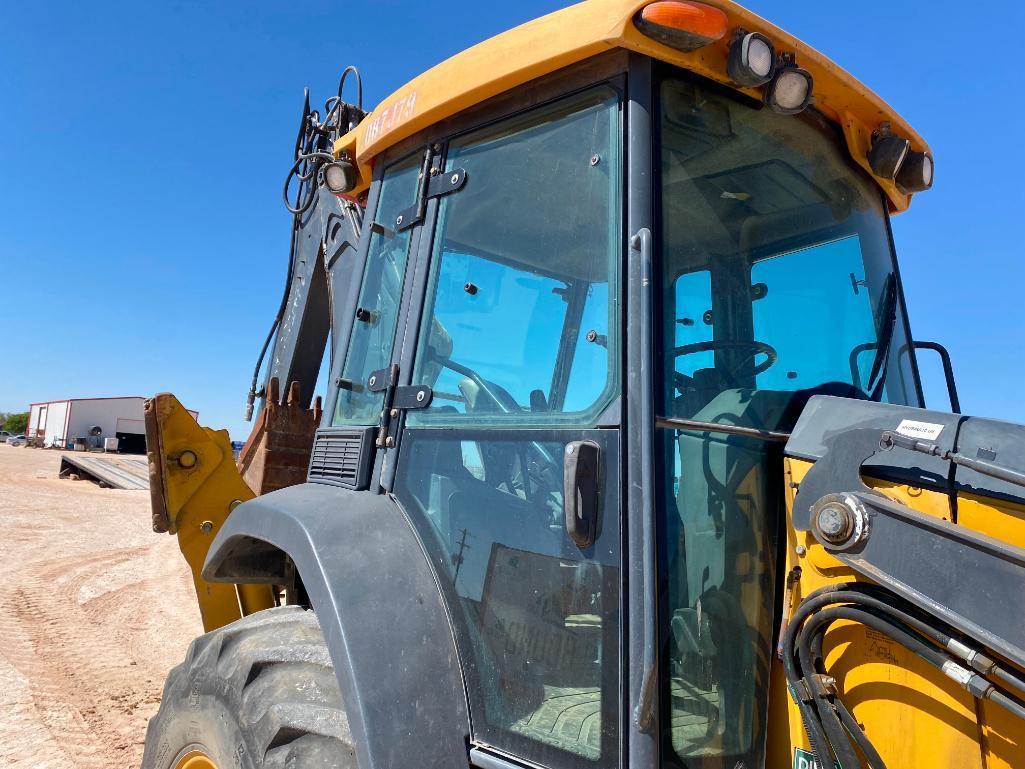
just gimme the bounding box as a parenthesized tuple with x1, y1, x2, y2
(390, 82, 624, 769)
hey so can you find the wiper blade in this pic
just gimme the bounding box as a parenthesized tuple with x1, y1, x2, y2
(866, 273, 898, 397)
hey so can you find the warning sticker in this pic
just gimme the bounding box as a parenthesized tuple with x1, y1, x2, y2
(895, 419, 944, 441)
(793, 748, 840, 769)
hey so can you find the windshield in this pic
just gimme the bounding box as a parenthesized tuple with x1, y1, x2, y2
(655, 71, 919, 769)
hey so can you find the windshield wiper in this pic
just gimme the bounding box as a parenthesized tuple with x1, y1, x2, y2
(865, 273, 897, 399)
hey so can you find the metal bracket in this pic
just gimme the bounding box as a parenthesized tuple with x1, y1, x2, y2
(367, 366, 396, 393)
(395, 147, 467, 232)
(393, 384, 433, 410)
(366, 366, 433, 447)
(795, 426, 1025, 670)
(792, 428, 889, 531)
(427, 168, 467, 198)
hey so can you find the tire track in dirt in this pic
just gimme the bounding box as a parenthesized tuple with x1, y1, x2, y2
(2, 547, 159, 767)
(0, 446, 203, 768)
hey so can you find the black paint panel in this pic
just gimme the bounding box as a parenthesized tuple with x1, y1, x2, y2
(955, 416, 1025, 506)
(787, 395, 963, 492)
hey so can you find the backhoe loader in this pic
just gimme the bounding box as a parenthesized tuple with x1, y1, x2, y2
(141, 2, 1025, 768)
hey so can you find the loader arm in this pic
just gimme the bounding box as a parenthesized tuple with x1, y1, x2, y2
(775, 396, 1025, 769)
(144, 392, 276, 631)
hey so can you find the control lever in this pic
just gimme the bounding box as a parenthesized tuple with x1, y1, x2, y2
(564, 440, 602, 548)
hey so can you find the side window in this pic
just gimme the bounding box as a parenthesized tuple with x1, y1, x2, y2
(409, 88, 621, 425)
(419, 250, 571, 415)
(751, 235, 883, 393)
(332, 158, 419, 425)
(672, 269, 713, 378)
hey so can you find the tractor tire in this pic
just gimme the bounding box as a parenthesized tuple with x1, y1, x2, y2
(142, 606, 355, 769)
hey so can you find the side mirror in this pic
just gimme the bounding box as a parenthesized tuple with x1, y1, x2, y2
(912, 340, 960, 414)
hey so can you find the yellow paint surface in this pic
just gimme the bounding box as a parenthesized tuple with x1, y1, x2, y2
(767, 457, 1001, 769)
(147, 394, 275, 632)
(336, 0, 928, 211)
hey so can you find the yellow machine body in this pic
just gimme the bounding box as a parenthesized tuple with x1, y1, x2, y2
(334, 0, 927, 213)
(145, 393, 276, 631)
(142, 3, 1025, 767)
(764, 457, 1025, 767)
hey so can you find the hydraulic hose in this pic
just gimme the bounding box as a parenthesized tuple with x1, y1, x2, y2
(793, 601, 1025, 760)
(247, 103, 309, 418)
(795, 615, 862, 769)
(834, 695, 887, 769)
(790, 584, 1025, 698)
(782, 582, 1025, 767)
(248, 68, 365, 420)
(781, 590, 840, 767)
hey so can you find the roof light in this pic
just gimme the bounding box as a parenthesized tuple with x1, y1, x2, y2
(896, 151, 933, 194)
(634, 1, 728, 52)
(323, 160, 357, 193)
(764, 66, 813, 114)
(728, 32, 775, 87)
(867, 135, 910, 181)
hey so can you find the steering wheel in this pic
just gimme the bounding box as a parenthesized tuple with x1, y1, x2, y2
(673, 340, 778, 391)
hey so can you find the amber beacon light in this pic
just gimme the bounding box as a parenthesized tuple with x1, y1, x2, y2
(634, 1, 729, 52)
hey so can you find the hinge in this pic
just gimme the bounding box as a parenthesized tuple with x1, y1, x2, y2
(366, 365, 433, 448)
(395, 145, 468, 232)
(427, 167, 467, 198)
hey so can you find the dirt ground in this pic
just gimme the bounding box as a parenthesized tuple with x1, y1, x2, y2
(0, 444, 203, 768)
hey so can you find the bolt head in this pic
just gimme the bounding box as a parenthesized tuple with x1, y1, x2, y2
(416, 390, 426, 402)
(385, 436, 395, 447)
(816, 503, 852, 541)
(451, 173, 460, 184)
(818, 506, 845, 533)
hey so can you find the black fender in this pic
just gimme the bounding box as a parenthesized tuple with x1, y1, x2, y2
(202, 482, 470, 769)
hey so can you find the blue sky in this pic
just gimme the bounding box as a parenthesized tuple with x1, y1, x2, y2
(1, 1, 1023, 440)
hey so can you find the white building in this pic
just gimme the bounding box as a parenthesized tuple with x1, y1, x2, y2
(26, 397, 198, 453)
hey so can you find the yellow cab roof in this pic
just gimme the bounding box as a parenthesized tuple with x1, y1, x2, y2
(335, 0, 928, 212)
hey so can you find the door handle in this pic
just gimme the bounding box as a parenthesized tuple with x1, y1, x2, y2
(564, 440, 602, 548)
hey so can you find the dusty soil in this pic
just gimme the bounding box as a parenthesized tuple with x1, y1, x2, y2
(0, 444, 203, 768)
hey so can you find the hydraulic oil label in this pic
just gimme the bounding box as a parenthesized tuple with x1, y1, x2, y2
(895, 418, 944, 441)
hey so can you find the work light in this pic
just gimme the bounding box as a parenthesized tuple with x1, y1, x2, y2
(867, 135, 910, 181)
(764, 66, 813, 114)
(323, 160, 357, 194)
(896, 150, 934, 193)
(728, 32, 775, 87)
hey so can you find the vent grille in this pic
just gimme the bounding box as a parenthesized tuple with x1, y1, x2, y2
(307, 427, 372, 489)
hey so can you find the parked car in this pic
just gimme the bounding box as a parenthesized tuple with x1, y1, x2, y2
(6, 434, 27, 446)
(0, 431, 10, 441)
